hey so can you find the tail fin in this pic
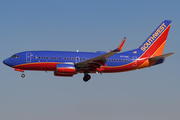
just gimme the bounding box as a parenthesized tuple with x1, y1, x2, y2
(138, 20, 172, 57)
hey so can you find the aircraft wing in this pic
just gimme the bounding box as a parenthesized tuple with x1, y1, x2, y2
(75, 37, 126, 71)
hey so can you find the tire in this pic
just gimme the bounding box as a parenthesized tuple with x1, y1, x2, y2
(21, 74, 25, 78)
(83, 74, 91, 82)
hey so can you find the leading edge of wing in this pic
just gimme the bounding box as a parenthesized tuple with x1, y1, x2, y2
(75, 37, 126, 68)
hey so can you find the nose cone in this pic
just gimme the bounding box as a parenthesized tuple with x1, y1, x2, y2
(3, 58, 10, 66)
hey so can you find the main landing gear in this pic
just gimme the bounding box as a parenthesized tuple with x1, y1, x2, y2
(83, 73, 91, 82)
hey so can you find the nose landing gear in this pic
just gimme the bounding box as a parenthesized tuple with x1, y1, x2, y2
(21, 73, 25, 78)
(83, 73, 91, 82)
(14, 68, 25, 78)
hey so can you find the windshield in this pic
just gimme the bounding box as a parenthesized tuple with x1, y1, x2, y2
(11, 55, 19, 58)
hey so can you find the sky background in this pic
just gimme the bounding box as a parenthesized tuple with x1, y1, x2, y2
(0, 0, 180, 120)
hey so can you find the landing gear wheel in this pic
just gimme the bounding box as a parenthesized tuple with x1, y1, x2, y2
(83, 74, 91, 82)
(21, 74, 25, 78)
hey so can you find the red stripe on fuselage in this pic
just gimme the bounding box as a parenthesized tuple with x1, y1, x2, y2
(13, 62, 60, 71)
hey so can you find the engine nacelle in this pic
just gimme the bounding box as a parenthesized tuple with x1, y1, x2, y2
(54, 63, 76, 77)
(54, 72, 74, 77)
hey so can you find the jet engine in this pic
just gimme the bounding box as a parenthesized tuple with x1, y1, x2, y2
(54, 63, 76, 77)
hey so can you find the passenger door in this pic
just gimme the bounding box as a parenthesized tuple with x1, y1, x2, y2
(26, 52, 31, 62)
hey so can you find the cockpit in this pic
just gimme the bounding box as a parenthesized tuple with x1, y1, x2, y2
(11, 55, 19, 58)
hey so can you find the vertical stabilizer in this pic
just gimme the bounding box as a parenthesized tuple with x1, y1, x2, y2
(138, 20, 172, 57)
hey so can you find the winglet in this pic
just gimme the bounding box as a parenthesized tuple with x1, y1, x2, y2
(113, 37, 126, 52)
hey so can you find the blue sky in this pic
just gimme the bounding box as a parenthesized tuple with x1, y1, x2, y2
(0, 0, 180, 120)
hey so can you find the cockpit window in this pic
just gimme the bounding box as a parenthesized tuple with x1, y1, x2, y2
(11, 55, 19, 58)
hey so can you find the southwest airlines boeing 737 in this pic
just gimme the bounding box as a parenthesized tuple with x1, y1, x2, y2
(3, 20, 174, 82)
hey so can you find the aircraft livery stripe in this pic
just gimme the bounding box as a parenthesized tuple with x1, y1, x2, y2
(139, 24, 171, 59)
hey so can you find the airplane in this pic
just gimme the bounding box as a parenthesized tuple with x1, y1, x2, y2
(3, 20, 174, 82)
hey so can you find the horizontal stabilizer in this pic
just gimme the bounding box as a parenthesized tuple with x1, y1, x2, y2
(149, 52, 175, 61)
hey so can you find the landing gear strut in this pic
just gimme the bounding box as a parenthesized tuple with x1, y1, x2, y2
(21, 73, 25, 78)
(83, 73, 91, 82)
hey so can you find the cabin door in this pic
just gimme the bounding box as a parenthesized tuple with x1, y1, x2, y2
(26, 52, 31, 62)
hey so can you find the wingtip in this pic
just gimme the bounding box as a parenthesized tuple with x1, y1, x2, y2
(168, 52, 175, 55)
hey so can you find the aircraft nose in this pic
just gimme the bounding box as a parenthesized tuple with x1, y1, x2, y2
(3, 58, 10, 66)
